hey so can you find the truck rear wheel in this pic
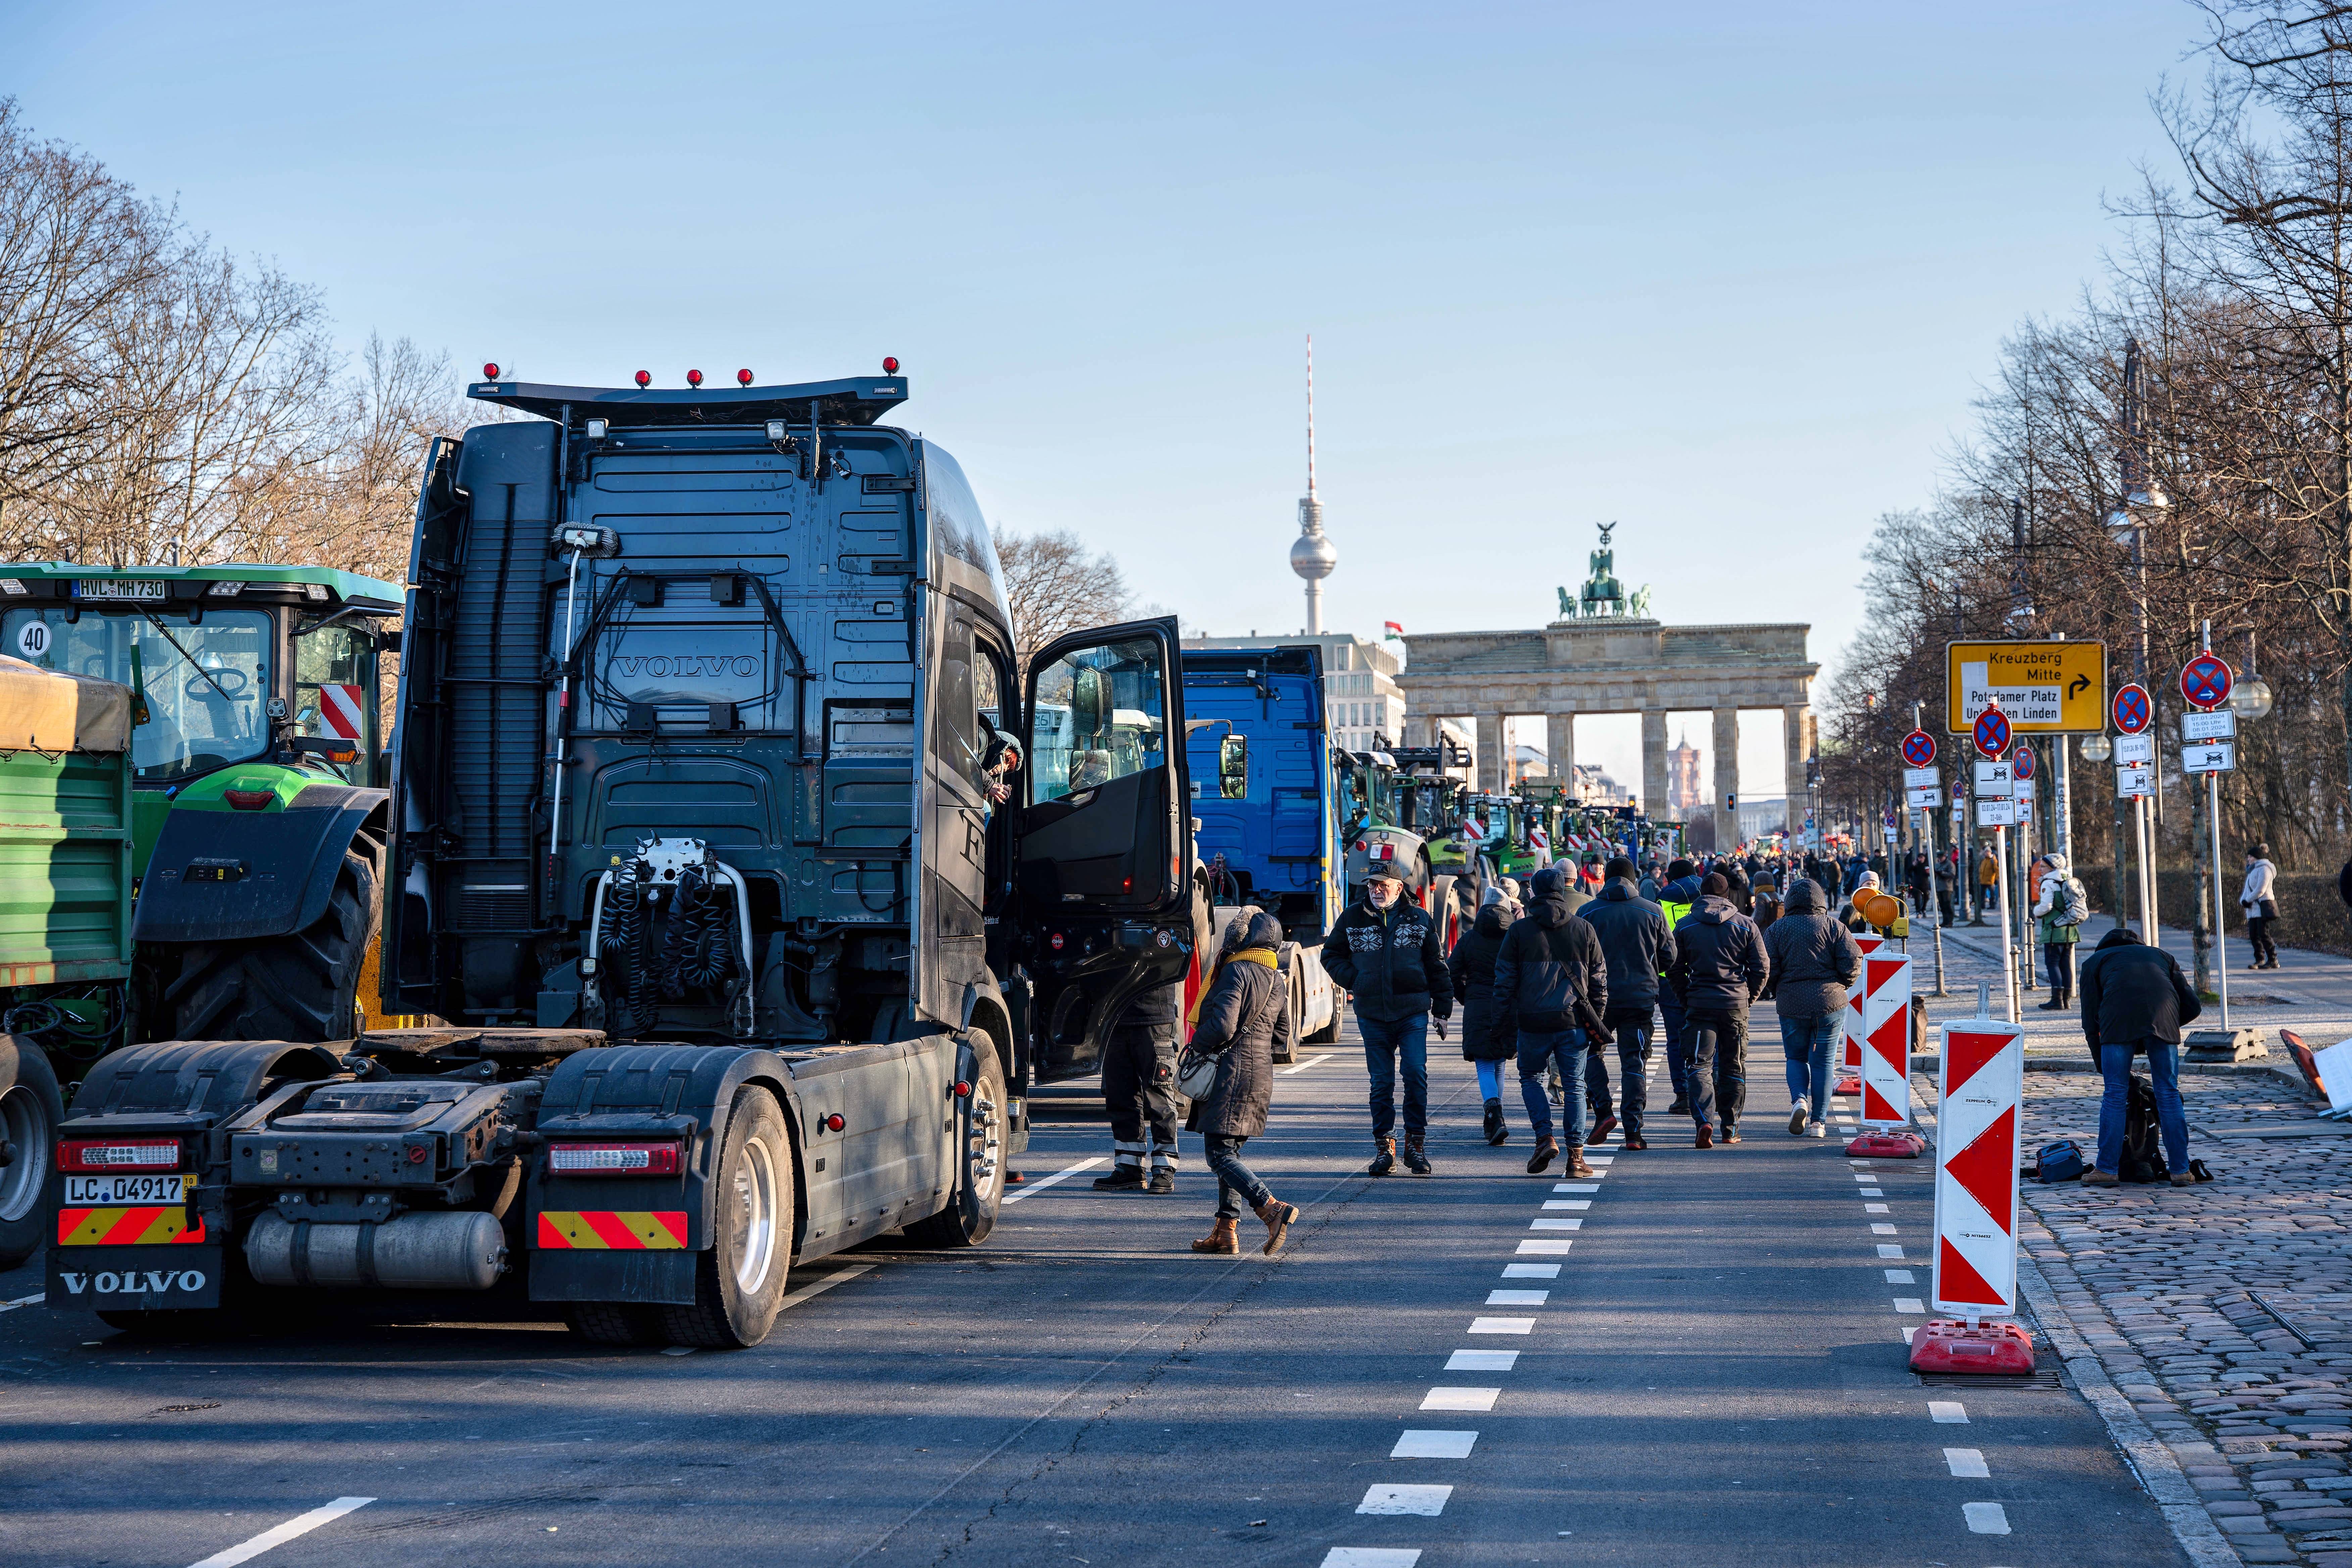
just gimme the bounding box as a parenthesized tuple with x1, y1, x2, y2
(0, 1039, 63, 1270)
(659, 1087, 793, 1348)
(165, 848, 378, 1042)
(905, 1045, 1006, 1249)
(1272, 972, 1300, 1065)
(566, 1303, 667, 1346)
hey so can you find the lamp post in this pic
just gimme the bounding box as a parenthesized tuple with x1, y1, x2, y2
(2105, 335, 2169, 941)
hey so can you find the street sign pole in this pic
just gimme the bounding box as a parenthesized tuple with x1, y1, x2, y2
(1974, 705, 2019, 1023)
(2196, 623, 2233, 1031)
(1911, 702, 1947, 996)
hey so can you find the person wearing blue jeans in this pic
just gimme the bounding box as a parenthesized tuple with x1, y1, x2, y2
(1517, 1026, 1591, 1152)
(1778, 1014, 1838, 1136)
(2075, 924, 2201, 1186)
(1320, 868, 1452, 1175)
(2095, 1038, 2190, 1178)
(1361, 1011, 1431, 1151)
(1491, 867, 1608, 1176)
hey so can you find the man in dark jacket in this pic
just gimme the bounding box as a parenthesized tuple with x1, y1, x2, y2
(2076, 927, 2201, 1185)
(1493, 866, 1608, 1177)
(1450, 888, 1521, 1145)
(1655, 859, 1703, 1113)
(1092, 981, 1184, 1193)
(1322, 867, 1453, 1175)
(1667, 873, 1769, 1147)
(1762, 878, 1861, 1137)
(1183, 909, 1300, 1255)
(1577, 856, 1676, 1151)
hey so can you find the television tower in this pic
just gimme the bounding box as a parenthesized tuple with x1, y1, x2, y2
(1289, 334, 1337, 633)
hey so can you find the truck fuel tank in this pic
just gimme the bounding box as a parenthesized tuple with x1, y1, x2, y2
(245, 1209, 507, 1290)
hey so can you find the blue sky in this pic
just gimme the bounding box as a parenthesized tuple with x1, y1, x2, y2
(6, 1, 2202, 797)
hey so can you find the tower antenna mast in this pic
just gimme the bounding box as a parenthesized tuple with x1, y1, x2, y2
(1289, 334, 1337, 633)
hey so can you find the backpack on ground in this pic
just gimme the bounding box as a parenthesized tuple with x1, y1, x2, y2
(2119, 1072, 2170, 1183)
(2035, 1138, 2086, 1183)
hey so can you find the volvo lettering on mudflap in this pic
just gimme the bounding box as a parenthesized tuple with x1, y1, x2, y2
(46, 370, 1206, 1346)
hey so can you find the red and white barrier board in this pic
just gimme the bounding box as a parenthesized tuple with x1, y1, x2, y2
(1834, 932, 1885, 1093)
(1930, 1014, 2024, 1319)
(1859, 952, 1913, 1129)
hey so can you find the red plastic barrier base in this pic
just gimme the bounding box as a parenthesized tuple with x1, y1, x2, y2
(1832, 1076, 1861, 1097)
(1845, 1130, 1927, 1157)
(1909, 1319, 2035, 1374)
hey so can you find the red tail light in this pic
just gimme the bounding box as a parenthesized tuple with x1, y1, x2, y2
(954, 1080, 972, 1098)
(59, 1137, 181, 1173)
(546, 1142, 682, 1176)
(224, 789, 274, 811)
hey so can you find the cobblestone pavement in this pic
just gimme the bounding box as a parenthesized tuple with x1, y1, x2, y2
(1911, 918, 2352, 1567)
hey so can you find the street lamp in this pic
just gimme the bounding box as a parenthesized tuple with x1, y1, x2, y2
(2080, 734, 2112, 763)
(2105, 334, 2168, 941)
(2233, 633, 2273, 720)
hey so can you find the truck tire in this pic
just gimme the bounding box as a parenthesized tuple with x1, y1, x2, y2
(904, 1045, 1006, 1249)
(1304, 997, 1342, 1046)
(165, 848, 378, 1042)
(0, 1038, 64, 1270)
(659, 1086, 793, 1348)
(567, 1303, 667, 1346)
(1271, 969, 1300, 1065)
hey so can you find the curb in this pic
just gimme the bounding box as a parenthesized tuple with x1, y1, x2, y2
(2016, 1248, 2245, 1568)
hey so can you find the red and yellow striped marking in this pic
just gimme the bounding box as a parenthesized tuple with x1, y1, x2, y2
(535, 1211, 688, 1251)
(56, 1207, 207, 1246)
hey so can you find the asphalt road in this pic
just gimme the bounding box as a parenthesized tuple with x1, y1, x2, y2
(1, 1014, 2192, 1568)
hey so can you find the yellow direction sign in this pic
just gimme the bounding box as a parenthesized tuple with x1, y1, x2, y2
(1944, 641, 2107, 734)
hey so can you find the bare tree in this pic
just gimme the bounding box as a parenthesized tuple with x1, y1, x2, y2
(994, 527, 1131, 664)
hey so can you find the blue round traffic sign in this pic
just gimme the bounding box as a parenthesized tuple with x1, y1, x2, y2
(2010, 744, 2036, 780)
(2182, 653, 2233, 712)
(2112, 683, 2152, 735)
(1901, 729, 1937, 768)
(1973, 705, 2011, 759)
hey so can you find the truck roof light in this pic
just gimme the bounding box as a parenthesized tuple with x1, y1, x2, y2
(58, 1137, 181, 1172)
(304, 583, 331, 602)
(482, 362, 500, 380)
(585, 418, 609, 440)
(765, 420, 789, 442)
(883, 356, 900, 374)
(547, 1141, 682, 1176)
(736, 368, 753, 386)
(635, 370, 651, 388)
(0, 579, 25, 596)
(207, 580, 245, 597)
(686, 369, 704, 388)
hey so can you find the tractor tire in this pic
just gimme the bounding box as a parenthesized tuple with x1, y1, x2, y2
(658, 1087, 793, 1348)
(0, 1038, 64, 1270)
(1428, 874, 1458, 953)
(164, 848, 378, 1043)
(905, 1045, 1007, 1250)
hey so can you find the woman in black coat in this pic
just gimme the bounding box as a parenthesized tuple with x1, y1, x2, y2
(1450, 891, 1519, 1146)
(1185, 909, 1300, 1256)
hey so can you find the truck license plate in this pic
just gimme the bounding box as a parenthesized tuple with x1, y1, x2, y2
(63, 1173, 193, 1205)
(78, 579, 166, 601)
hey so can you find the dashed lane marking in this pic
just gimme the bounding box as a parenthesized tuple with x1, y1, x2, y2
(1421, 1387, 1500, 1412)
(1358, 1485, 1451, 1517)
(779, 1265, 877, 1314)
(1447, 1350, 1517, 1371)
(1502, 1264, 1560, 1279)
(1552, 1183, 1600, 1192)
(1485, 1290, 1548, 1306)
(1467, 1317, 1534, 1335)
(186, 1498, 375, 1568)
(999, 1157, 1106, 1205)
(1963, 1501, 2011, 1534)
(1391, 1430, 1477, 1458)
(1877, 1245, 1906, 1259)
(1, 1292, 43, 1312)
(1320, 1550, 1422, 1567)
(1885, 1269, 1915, 1283)
(1870, 1223, 1898, 1235)
(1529, 1218, 1582, 1231)
(1542, 1199, 1591, 1210)
(1929, 1401, 1969, 1424)
(1278, 1053, 1336, 1076)
(1944, 1448, 1991, 1478)
(1864, 1203, 1889, 1213)
(1894, 1298, 1926, 1314)
(1517, 1240, 1574, 1255)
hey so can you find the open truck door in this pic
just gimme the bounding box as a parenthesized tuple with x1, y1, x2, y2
(1015, 617, 1200, 1081)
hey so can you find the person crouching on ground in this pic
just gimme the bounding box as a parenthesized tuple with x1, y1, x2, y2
(1667, 873, 1769, 1148)
(1492, 866, 1609, 1177)
(1186, 909, 1302, 1255)
(1762, 877, 1859, 1138)
(2075, 926, 2200, 1187)
(1451, 885, 1521, 1145)
(1322, 867, 1452, 1175)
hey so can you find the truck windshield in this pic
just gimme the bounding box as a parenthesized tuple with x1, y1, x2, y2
(2, 606, 272, 782)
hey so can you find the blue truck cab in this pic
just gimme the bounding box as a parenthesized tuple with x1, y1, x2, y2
(1181, 645, 1340, 1050)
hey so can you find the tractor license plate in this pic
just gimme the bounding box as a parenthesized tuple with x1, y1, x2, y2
(64, 1173, 193, 1205)
(78, 578, 165, 601)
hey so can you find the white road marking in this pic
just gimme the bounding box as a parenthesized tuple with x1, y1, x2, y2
(1552, 1183, 1600, 1192)
(186, 1498, 374, 1568)
(1860, 1187, 1884, 1196)
(1877, 1245, 1906, 1259)
(1358, 1484, 1451, 1516)
(660, 1345, 695, 1356)
(1962, 1501, 2010, 1534)
(1421, 1387, 1500, 1412)
(1944, 1447, 1991, 1478)
(1584, 1156, 1613, 1165)
(1929, 1400, 1969, 1424)
(1900, 1326, 1918, 1344)
(1486, 1290, 1548, 1306)
(1278, 1053, 1335, 1076)
(1391, 1430, 1477, 1458)
(1870, 1223, 1898, 1235)
(1864, 1203, 1889, 1214)
(0, 1292, 43, 1312)
(1542, 1199, 1591, 1210)
(1529, 1218, 1582, 1231)
(1447, 1349, 1517, 1371)
(1849, 1162, 1872, 1170)
(999, 1156, 1106, 1205)
(1467, 1317, 1533, 1335)
(1517, 1240, 1573, 1255)
(1503, 1263, 1560, 1279)
(778, 1265, 876, 1313)
(1894, 1297, 1926, 1314)
(1321, 1550, 1422, 1568)
(1885, 1269, 1915, 1283)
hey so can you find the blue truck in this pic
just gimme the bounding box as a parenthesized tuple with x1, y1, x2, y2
(1182, 645, 1341, 1050)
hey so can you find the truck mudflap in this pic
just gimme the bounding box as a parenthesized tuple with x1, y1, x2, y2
(526, 1043, 792, 1306)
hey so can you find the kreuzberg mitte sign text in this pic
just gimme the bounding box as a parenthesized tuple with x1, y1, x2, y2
(1945, 640, 2108, 735)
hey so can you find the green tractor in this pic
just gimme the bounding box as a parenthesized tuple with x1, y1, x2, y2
(0, 562, 403, 1269)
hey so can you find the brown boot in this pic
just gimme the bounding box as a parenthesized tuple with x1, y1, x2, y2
(1527, 1136, 1560, 1175)
(1191, 1217, 1240, 1254)
(1367, 1138, 1397, 1176)
(1566, 1148, 1595, 1178)
(1253, 1196, 1300, 1255)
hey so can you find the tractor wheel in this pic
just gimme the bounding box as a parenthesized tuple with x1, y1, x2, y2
(659, 1087, 793, 1347)
(0, 1038, 64, 1270)
(164, 848, 378, 1043)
